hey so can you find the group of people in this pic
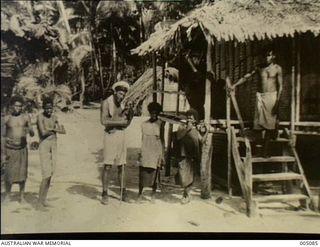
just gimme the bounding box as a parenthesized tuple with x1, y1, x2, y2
(1, 81, 205, 209)
(100, 80, 205, 205)
(1, 48, 283, 208)
(2, 96, 65, 210)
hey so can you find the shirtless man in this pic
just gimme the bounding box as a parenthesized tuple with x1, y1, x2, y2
(37, 98, 65, 209)
(3, 96, 34, 203)
(100, 81, 133, 204)
(229, 49, 283, 157)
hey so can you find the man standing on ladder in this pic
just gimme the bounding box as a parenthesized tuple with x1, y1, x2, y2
(100, 81, 133, 204)
(229, 48, 283, 157)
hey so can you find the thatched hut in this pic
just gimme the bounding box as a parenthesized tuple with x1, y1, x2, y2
(131, 0, 320, 214)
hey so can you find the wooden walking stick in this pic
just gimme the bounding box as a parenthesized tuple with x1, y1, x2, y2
(120, 164, 125, 203)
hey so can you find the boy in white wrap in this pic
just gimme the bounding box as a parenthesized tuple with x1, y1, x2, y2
(229, 48, 283, 157)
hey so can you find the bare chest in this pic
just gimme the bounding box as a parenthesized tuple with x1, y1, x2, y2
(6, 115, 27, 129)
(260, 66, 278, 80)
(42, 116, 56, 128)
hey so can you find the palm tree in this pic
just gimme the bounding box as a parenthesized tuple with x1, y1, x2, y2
(95, 0, 140, 89)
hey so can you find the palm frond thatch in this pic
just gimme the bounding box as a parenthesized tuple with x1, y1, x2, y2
(132, 0, 320, 56)
(122, 66, 163, 110)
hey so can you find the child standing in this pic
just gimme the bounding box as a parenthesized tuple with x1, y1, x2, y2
(176, 109, 202, 204)
(36, 98, 66, 209)
(138, 102, 165, 202)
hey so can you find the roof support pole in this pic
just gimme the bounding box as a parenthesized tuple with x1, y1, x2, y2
(291, 38, 296, 141)
(227, 41, 233, 197)
(161, 52, 166, 108)
(176, 52, 181, 114)
(204, 39, 213, 122)
(200, 37, 213, 200)
(152, 52, 157, 102)
(296, 34, 301, 123)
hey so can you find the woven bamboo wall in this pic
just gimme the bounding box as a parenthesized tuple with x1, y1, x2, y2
(211, 37, 297, 123)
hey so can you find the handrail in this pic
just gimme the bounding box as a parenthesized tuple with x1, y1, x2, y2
(226, 77, 245, 134)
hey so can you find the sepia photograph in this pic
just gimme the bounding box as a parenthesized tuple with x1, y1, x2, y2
(1, 0, 320, 239)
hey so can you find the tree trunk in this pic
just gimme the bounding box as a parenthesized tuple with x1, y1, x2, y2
(57, 1, 75, 48)
(79, 69, 85, 108)
(112, 36, 117, 82)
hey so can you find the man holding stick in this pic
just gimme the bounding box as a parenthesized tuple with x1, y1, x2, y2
(100, 81, 133, 204)
(229, 48, 283, 157)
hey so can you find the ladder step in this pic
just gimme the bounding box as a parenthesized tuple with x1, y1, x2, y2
(241, 156, 295, 163)
(254, 194, 309, 203)
(237, 137, 289, 143)
(252, 172, 302, 182)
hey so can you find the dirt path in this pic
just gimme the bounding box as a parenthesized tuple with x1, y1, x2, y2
(1, 108, 320, 234)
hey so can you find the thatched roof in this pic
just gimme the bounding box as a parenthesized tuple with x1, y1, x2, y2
(132, 0, 320, 56)
(122, 66, 163, 110)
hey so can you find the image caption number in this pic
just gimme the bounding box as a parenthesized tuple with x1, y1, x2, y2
(300, 241, 318, 245)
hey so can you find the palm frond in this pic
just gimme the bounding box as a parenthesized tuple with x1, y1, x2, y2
(69, 44, 92, 69)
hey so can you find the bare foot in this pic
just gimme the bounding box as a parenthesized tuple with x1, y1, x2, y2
(42, 202, 54, 208)
(181, 195, 191, 205)
(2, 194, 11, 205)
(19, 196, 26, 204)
(101, 195, 109, 205)
(35, 203, 49, 212)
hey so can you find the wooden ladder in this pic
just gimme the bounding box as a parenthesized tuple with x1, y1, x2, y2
(231, 127, 314, 216)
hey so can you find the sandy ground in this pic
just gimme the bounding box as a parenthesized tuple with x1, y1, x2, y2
(1, 107, 320, 234)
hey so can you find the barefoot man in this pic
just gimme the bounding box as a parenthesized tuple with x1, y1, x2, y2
(3, 96, 35, 203)
(100, 81, 133, 204)
(36, 98, 65, 208)
(229, 48, 283, 157)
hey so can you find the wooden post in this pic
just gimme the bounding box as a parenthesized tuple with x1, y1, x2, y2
(204, 39, 213, 122)
(296, 35, 301, 123)
(290, 37, 296, 141)
(176, 53, 181, 114)
(227, 41, 234, 197)
(153, 52, 157, 102)
(226, 77, 232, 197)
(201, 133, 213, 199)
(165, 123, 173, 176)
(161, 54, 166, 108)
(200, 38, 213, 199)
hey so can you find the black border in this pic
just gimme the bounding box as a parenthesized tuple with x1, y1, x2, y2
(1, 232, 320, 240)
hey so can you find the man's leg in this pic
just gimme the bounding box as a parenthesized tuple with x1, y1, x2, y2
(263, 130, 273, 158)
(38, 177, 51, 206)
(151, 168, 159, 201)
(3, 181, 12, 203)
(181, 184, 192, 204)
(138, 166, 144, 196)
(117, 165, 128, 202)
(18, 181, 26, 203)
(101, 164, 111, 205)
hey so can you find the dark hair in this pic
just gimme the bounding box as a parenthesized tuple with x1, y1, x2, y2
(42, 97, 53, 108)
(147, 102, 162, 114)
(10, 95, 24, 105)
(186, 108, 199, 122)
(263, 45, 275, 55)
(114, 86, 128, 93)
